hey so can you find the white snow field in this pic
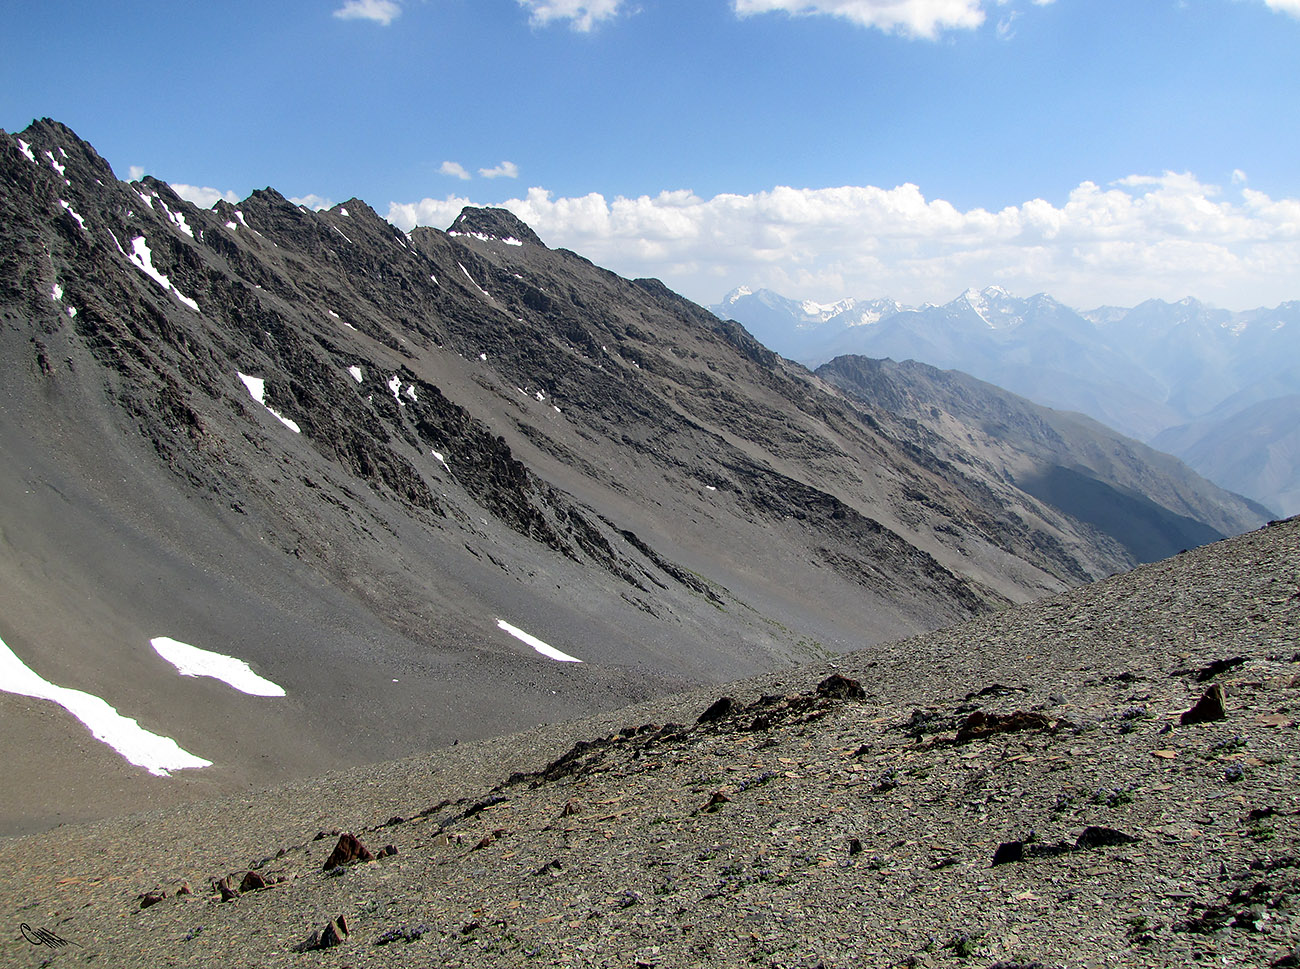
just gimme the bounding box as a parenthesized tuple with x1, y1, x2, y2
(0, 635, 211, 776)
(495, 620, 583, 663)
(150, 636, 286, 697)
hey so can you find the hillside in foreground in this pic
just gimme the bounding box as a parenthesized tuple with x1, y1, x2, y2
(2, 517, 1296, 968)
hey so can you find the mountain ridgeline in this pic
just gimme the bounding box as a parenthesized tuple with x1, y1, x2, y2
(0, 119, 1268, 831)
(712, 285, 1299, 517)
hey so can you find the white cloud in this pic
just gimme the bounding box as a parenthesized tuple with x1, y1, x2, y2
(290, 194, 334, 210)
(129, 165, 146, 181)
(388, 173, 1300, 311)
(170, 183, 242, 208)
(440, 161, 472, 180)
(333, 0, 401, 26)
(731, 0, 986, 38)
(517, 0, 624, 31)
(479, 161, 520, 180)
(1264, 0, 1300, 17)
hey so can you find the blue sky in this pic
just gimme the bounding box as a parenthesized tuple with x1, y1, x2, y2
(4, 0, 1299, 309)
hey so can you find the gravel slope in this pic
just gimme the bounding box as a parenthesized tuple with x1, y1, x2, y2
(1, 519, 1296, 969)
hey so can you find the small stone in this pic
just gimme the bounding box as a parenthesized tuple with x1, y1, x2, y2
(176, 881, 192, 896)
(957, 710, 1053, 744)
(139, 891, 165, 909)
(1180, 684, 1227, 725)
(215, 876, 239, 902)
(561, 799, 580, 817)
(849, 838, 864, 855)
(1270, 946, 1300, 967)
(378, 844, 398, 858)
(240, 871, 267, 891)
(1074, 826, 1138, 850)
(704, 791, 730, 811)
(322, 833, 374, 871)
(992, 840, 1026, 866)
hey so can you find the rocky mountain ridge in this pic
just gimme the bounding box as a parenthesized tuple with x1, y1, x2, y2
(714, 286, 1300, 514)
(0, 118, 1266, 834)
(815, 356, 1268, 564)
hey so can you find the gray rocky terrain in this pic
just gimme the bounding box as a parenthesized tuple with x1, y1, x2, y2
(1, 517, 1296, 968)
(2, 118, 1269, 837)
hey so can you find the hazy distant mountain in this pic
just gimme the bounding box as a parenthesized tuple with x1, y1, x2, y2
(715, 286, 1299, 513)
(0, 119, 1268, 832)
(816, 356, 1269, 564)
(1151, 395, 1300, 518)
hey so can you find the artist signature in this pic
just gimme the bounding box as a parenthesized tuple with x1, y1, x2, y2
(21, 922, 82, 948)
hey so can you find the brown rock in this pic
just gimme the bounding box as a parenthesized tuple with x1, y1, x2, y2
(240, 870, 268, 891)
(816, 673, 866, 700)
(956, 710, 1053, 743)
(1180, 684, 1227, 725)
(322, 833, 374, 871)
(176, 881, 192, 896)
(139, 891, 165, 909)
(215, 876, 239, 902)
(697, 696, 736, 723)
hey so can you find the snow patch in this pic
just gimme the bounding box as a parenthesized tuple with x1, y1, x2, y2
(348, 365, 364, 383)
(458, 262, 490, 298)
(449, 230, 523, 247)
(51, 282, 63, 302)
(127, 236, 200, 312)
(495, 620, 583, 664)
(0, 634, 212, 776)
(431, 450, 450, 472)
(150, 636, 285, 697)
(59, 199, 87, 232)
(44, 150, 66, 177)
(237, 372, 301, 434)
(16, 138, 36, 163)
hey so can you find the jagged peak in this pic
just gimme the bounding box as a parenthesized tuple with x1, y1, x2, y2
(448, 206, 545, 248)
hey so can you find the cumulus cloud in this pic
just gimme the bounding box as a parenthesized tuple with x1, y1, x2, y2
(479, 161, 520, 180)
(333, 0, 401, 26)
(440, 161, 472, 180)
(1264, 0, 1300, 17)
(517, 0, 624, 31)
(289, 194, 334, 210)
(388, 173, 1300, 311)
(170, 183, 242, 208)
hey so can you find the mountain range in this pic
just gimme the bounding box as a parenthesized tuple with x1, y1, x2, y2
(0, 119, 1270, 834)
(712, 286, 1300, 515)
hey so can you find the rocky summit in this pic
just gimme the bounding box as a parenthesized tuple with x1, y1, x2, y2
(0, 119, 1272, 836)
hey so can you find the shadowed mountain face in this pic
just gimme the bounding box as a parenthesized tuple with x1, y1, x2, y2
(0, 119, 1262, 833)
(815, 356, 1268, 564)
